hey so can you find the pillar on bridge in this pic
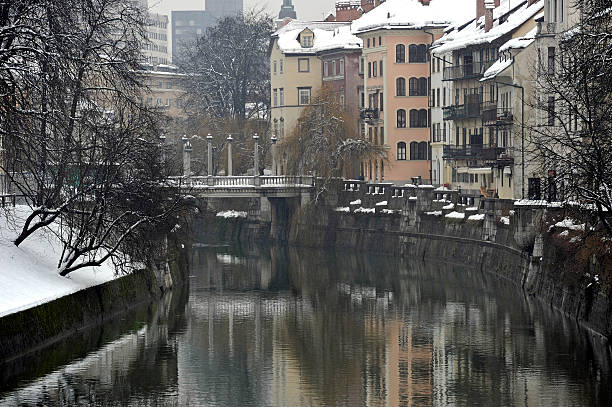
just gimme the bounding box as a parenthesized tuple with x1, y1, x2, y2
(182, 136, 192, 177)
(227, 135, 233, 176)
(271, 134, 278, 176)
(207, 134, 213, 176)
(253, 133, 259, 176)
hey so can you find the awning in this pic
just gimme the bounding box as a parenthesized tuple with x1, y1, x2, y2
(468, 167, 493, 175)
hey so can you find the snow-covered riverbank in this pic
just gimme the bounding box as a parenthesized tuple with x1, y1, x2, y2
(0, 207, 118, 318)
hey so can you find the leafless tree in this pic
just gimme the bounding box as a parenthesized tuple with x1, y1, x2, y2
(0, 0, 185, 275)
(528, 0, 612, 235)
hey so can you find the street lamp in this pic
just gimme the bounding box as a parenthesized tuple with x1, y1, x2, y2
(271, 134, 278, 175)
(227, 135, 233, 176)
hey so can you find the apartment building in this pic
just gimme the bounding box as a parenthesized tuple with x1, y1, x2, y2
(352, 0, 473, 183)
(139, 65, 188, 131)
(269, 21, 361, 174)
(431, 0, 543, 198)
(143, 13, 170, 66)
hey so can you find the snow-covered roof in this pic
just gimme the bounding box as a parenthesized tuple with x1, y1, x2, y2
(351, 0, 475, 34)
(481, 26, 537, 80)
(433, 0, 543, 54)
(274, 20, 362, 54)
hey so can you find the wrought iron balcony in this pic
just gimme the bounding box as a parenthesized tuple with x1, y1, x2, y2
(443, 144, 514, 166)
(360, 108, 379, 122)
(442, 102, 481, 121)
(443, 60, 495, 81)
(482, 104, 514, 126)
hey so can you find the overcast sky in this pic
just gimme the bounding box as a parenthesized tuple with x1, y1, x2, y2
(148, 0, 336, 21)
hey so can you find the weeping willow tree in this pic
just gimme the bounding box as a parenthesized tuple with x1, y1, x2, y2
(277, 86, 385, 197)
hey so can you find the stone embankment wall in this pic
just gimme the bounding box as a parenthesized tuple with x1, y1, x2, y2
(204, 179, 612, 339)
(0, 238, 190, 363)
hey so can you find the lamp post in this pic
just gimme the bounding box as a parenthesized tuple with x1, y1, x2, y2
(158, 135, 167, 163)
(182, 135, 192, 177)
(271, 134, 278, 175)
(227, 135, 233, 176)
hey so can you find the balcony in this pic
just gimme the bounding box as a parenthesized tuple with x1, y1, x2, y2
(443, 144, 514, 166)
(360, 108, 379, 122)
(442, 102, 481, 121)
(482, 104, 514, 126)
(443, 60, 494, 81)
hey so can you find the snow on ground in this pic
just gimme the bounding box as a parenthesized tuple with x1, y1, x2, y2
(375, 201, 388, 206)
(216, 210, 248, 218)
(0, 206, 119, 318)
(426, 211, 443, 216)
(442, 203, 454, 210)
(554, 218, 586, 231)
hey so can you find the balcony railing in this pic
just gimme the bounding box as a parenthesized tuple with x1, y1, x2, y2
(482, 105, 514, 126)
(442, 102, 481, 121)
(443, 144, 513, 165)
(443, 60, 495, 81)
(360, 108, 379, 122)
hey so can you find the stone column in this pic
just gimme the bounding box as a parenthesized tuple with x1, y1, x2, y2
(271, 135, 278, 175)
(159, 135, 167, 163)
(206, 134, 213, 176)
(182, 136, 192, 177)
(253, 133, 260, 175)
(227, 135, 233, 176)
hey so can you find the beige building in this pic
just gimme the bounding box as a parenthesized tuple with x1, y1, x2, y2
(431, 0, 543, 199)
(143, 13, 170, 66)
(139, 65, 188, 135)
(269, 20, 360, 174)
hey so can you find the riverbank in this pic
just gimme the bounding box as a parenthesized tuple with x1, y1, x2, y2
(200, 180, 612, 340)
(0, 207, 190, 362)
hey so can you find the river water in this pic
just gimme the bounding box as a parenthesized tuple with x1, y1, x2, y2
(1, 243, 611, 406)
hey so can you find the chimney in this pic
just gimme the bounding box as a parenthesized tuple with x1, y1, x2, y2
(477, 0, 500, 19)
(420, 0, 431, 5)
(485, 0, 495, 32)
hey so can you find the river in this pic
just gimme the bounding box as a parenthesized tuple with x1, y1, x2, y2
(0, 243, 611, 406)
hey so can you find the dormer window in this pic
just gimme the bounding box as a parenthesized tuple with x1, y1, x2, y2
(302, 35, 313, 47)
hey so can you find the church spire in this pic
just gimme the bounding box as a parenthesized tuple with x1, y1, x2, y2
(279, 0, 297, 19)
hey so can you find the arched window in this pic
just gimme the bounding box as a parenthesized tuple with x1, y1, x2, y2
(418, 109, 428, 127)
(397, 142, 407, 160)
(396, 44, 405, 63)
(409, 77, 418, 96)
(409, 109, 419, 127)
(419, 141, 429, 160)
(418, 77, 428, 96)
(409, 44, 418, 62)
(397, 109, 406, 128)
(410, 141, 418, 160)
(417, 44, 428, 62)
(396, 77, 406, 96)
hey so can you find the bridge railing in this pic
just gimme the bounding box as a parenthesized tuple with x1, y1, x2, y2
(168, 175, 314, 188)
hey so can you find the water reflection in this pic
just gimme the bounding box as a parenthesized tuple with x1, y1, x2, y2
(1, 244, 611, 406)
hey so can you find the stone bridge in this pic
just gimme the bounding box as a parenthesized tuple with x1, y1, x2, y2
(171, 175, 315, 240)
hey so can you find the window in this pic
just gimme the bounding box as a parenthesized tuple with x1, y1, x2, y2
(409, 141, 429, 160)
(396, 44, 405, 63)
(273, 88, 278, 107)
(340, 92, 345, 107)
(368, 127, 372, 142)
(298, 58, 310, 72)
(280, 118, 285, 138)
(436, 88, 440, 107)
(372, 37, 376, 47)
(379, 36, 382, 46)
(380, 93, 383, 111)
(279, 88, 284, 106)
(373, 61, 377, 77)
(548, 47, 555, 75)
(380, 127, 384, 144)
(397, 109, 406, 128)
(323, 61, 328, 76)
(547, 96, 555, 125)
(419, 78, 428, 96)
(368, 61, 372, 77)
(397, 142, 407, 160)
(410, 109, 428, 128)
(367, 38, 370, 48)
(339, 59, 344, 75)
(302, 35, 313, 47)
(374, 127, 378, 144)
(409, 44, 427, 63)
(359, 57, 364, 74)
(379, 60, 383, 76)
(273, 60, 277, 74)
(332, 60, 336, 75)
(273, 119, 278, 136)
(298, 88, 311, 105)
(396, 78, 406, 96)
(280, 60, 284, 73)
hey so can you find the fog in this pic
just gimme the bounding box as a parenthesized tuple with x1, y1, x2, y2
(149, 0, 336, 21)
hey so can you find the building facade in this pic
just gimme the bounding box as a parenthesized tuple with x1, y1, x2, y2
(432, 0, 543, 198)
(352, 0, 474, 184)
(143, 13, 170, 66)
(171, 10, 216, 63)
(205, 0, 243, 19)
